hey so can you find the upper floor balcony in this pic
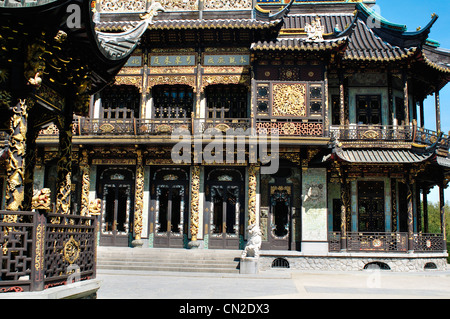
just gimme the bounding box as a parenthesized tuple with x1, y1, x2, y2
(329, 123, 450, 153)
(32, 116, 450, 154)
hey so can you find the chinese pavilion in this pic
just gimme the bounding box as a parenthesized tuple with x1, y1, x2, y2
(2, 0, 450, 276)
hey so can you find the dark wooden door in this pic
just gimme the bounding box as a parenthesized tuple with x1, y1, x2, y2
(208, 184, 243, 249)
(100, 182, 134, 247)
(267, 185, 292, 250)
(153, 183, 187, 248)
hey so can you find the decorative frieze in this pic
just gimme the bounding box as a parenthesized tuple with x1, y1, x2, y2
(272, 83, 307, 117)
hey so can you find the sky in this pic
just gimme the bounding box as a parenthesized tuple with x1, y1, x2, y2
(376, 0, 450, 203)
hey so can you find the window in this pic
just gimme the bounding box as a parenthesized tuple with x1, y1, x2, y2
(206, 84, 248, 119)
(152, 85, 193, 119)
(395, 97, 405, 125)
(101, 85, 140, 119)
(331, 95, 340, 125)
(356, 95, 381, 125)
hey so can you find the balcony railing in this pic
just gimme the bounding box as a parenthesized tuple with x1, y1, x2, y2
(330, 124, 450, 152)
(329, 232, 446, 253)
(256, 118, 324, 137)
(33, 118, 450, 152)
(329, 124, 413, 143)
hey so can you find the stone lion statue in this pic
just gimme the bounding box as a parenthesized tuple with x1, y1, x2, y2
(31, 188, 51, 211)
(241, 224, 262, 259)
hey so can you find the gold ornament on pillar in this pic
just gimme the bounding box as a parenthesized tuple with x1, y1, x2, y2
(134, 150, 145, 240)
(190, 165, 200, 241)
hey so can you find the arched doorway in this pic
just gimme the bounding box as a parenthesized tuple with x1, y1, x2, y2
(205, 167, 245, 249)
(151, 167, 189, 248)
(97, 167, 135, 247)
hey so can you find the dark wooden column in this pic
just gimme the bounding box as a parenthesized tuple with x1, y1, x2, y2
(435, 88, 441, 132)
(340, 165, 349, 251)
(402, 72, 410, 125)
(439, 183, 447, 242)
(406, 175, 414, 252)
(339, 71, 345, 126)
(55, 101, 74, 215)
(423, 187, 429, 233)
(419, 99, 425, 128)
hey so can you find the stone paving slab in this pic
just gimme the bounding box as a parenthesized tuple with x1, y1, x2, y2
(96, 268, 450, 299)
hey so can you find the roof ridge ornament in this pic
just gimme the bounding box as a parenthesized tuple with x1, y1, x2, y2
(305, 16, 324, 42)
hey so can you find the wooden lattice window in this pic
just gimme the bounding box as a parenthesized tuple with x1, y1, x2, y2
(206, 84, 248, 119)
(356, 95, 381, 125)
(101, 85, 140, 119)
(152, 85, 193, 119)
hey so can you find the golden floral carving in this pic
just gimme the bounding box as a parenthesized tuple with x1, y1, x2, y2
(134, 150, 145, 240)
(147, 75, 196, 92)
(272, 83, 307, 117)
(190, 166, 200, 241)
(201, 75, 250, 92)
(5, 100, 28, 213)
(114, 76, 143, 92)
(248, 164, 259, 227)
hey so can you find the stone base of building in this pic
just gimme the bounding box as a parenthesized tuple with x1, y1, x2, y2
(259, 251, 449, 272)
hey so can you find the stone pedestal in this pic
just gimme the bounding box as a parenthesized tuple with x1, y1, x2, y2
(240, 257, 259, 274)
(188, 240, 201, 249)
(132, 239, 144, 248)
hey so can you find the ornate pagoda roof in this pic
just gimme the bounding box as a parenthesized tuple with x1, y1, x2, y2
(0, 0, 150, 116)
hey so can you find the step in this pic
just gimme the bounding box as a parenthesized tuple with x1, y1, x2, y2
(97, 264, 239, 273)
(96, 247, 242, 274)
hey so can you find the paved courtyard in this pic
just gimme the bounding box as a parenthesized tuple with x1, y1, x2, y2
(96, 268, 450, 299)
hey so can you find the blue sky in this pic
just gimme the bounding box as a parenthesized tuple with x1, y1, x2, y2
(376, 0, 450, 203)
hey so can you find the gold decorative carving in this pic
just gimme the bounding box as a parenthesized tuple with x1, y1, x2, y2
(134, 150, 144, 240)
(248, 164, 259, 227)
(190, 166, 200, 241)
(149, 67, 196, 74)
(88, 199, 102, 216)
(203, 66, 248, 74)
(204, 0, 251, 10)
(147, 75, 196, 92)
(272, 83, 307, 117)
(100, 0, 147, 12)
(31, 188, 51, 211)
(34, 223, 45, 272)
(157, 0, 198, 11)
(201, 75, 250, 92)
(80, 150, 90, 216)
(63, 236, 80, 265)
(362, 130, 379, 139)
(56, 173, 71, 215)
(114, 76, 143, 92)
(270, 185, 291, 195)
(92, 158, 137, 165)
(5, 100, 28, 213)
